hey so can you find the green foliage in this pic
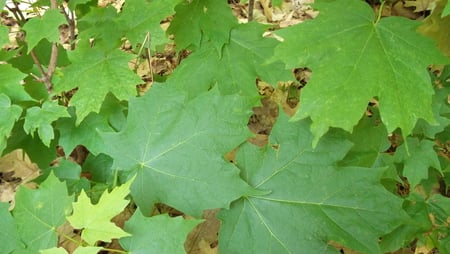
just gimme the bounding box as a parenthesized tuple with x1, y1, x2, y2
(13, 173, 73, 252)
(272, 0, 449, 145)
(0, 202, 20, 253)
(0, 94, 22, 153)
(168, 0, 237, 51)
(120, 211, 201, 254)
(54, 41, 141, 124)
(120, 0, 180, 50)
(394, 137, 441, 188)
(1, 0, 449, 253)
(22, 9, 66, 53)
(219, 114, 407, 254)
(67, 176, 134, 245)
(0, 25, 8, 46)
(101, 85, 256, 216)
(0, 64, 29, 102)
(23, 101, 69, 146)
(168, 22, 291, 97)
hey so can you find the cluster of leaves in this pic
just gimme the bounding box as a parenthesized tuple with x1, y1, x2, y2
(1, 0, 450, 253)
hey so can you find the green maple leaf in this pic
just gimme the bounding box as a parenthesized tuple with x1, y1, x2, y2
(22, 9, 66, 53)
(168, 0, 238, 51)
(0, 94, 22, 154)
(394, 137, 441, 188)
(380, 193, 450, 252)
(13, 173, 73, 252)
(218, 113, 407, 254)
(0, 64, 31, 103)
(77, 6, 123, 50)
(66, 176, 134, 245)
(101, 85, 255, 216)
(55, 41, 141, 124)
(120, 0, 179, 49)
(57, 94, 126, 155)
(273, 0, 450, 145)
(168, 22, 291, 98)
(0, 202, 20, 253)
(23, 101, 70, 146)
(120, 211, 201, 254)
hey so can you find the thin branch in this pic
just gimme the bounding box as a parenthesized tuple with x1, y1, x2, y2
(30, 50, 51, 87)
(12, 1, 26, 22)
(47, 43, 58, 80)
(43, 0, 60, 93)
(248, 0, 254, 22)
(62, 7, 76, 50)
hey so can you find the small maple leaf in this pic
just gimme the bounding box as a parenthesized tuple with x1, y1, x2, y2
(66, 176, 135, 245)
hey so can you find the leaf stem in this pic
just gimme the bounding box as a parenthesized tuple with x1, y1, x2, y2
(375, 0, 385, 24)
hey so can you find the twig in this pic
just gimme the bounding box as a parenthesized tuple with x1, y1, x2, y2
(29, 0, 60, 93)
(248, 0, 254, 21)
(30, 50, 50, 84)
(62, 7, 77, 50)
(47, 0, 59, 88)
(12, 1, 26, 22)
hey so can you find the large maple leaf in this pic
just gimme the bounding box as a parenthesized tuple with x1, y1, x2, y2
(218, 114, 408, 254)
(101, 85, 256, 216)
(272, 0, 449, 145)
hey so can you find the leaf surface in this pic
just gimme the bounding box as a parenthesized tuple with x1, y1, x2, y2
(120, 0, 179, 49)
(168, 0, 237, 51)
(22, 9, 66, 53)
(120, 211, 201, 254)
(13, 173, 73, 252)
(55, 41, 141, 124)
(0, 64, 30, 102)
(218, 114, 407, 254)
(0, 202, 19, 253)
(273, 0, 449, 145)
(56, 94, 126, 155)
(340, 109, 390, 167)
(77, 6, 123, 50)
(66, 176, 134, 245)
(23, 101, 69, 146)
(168, 22, 291, 98)
(394, 137, 441, 188)
(0, 94, 22, 154)
(0, 25, 8, 46)
(101, 85, 254, 216)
